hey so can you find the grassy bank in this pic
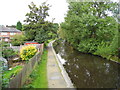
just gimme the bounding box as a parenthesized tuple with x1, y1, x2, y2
(23, 49, 48, 88)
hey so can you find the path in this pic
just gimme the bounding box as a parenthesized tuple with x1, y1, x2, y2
(47, 42, 73, 88)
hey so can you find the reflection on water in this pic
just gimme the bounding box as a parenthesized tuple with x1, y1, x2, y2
(54, 40, 120, 88)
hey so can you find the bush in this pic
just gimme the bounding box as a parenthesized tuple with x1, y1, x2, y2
(20, 45, 37, 60)
(78, 39, 99, 53)
(0, 41, 10, 47)
(2, 48, 17, 59)
(11, 34, 26, 46)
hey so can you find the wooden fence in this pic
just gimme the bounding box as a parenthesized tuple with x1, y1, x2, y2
(8, 43, 44, 88)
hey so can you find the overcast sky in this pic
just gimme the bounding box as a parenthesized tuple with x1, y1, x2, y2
(0, 0, 69, 26)
(0, 0, 118, 26)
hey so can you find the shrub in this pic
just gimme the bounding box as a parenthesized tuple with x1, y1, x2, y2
(77, 39, 99, 53)
(2, 48, 17, 59)
(11, 34, 26, 46)
(0, 41, 10, 47)
(20, 45, 37, 61)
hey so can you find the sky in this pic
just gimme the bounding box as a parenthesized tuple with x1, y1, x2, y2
(0, 0, 119, 26)
(0, 0, 69, 26)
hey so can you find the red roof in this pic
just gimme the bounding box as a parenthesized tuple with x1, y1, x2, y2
(24, 42, 39, 45)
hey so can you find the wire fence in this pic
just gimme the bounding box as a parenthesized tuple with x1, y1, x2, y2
(8, 43, 44, 88)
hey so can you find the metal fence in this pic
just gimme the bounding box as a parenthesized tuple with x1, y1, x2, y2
(8, 43, 44, 88)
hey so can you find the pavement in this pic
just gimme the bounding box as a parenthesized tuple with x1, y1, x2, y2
(47, 41, 74, 88)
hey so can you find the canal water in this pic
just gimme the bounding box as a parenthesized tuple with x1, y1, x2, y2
(53, 40, 120, 88)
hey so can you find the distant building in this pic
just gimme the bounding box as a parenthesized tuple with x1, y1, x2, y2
(0, 25, 22, 42)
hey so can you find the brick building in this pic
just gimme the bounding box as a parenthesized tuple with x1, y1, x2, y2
(0, 25, 22, 42)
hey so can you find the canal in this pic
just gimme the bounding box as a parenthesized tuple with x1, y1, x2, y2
(53, 40, 120, 88)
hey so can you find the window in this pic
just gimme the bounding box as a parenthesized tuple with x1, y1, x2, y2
(10, 33, 15, 35)
(1, 32, 8, 35)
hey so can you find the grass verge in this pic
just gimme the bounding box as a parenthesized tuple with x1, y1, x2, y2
(23, 48, 48, 88)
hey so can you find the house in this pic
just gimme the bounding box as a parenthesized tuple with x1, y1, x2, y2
(0, 25, 22, 42)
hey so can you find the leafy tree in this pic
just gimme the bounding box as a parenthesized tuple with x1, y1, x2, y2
(60, 1, 118, 59)
(35, 22, 58, 43)
(11, 34, 26, 46)
(23, 2, 58, 43)
(24, 2, 49, 24)
(50, 23, 59, 38)
(16, 21, 22, 30)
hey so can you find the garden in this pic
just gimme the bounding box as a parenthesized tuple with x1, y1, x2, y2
(1, 41, 38, 88)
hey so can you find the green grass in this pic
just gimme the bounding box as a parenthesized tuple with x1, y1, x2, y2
(2, 65, 23, 88)
(23, 49, 48, 88)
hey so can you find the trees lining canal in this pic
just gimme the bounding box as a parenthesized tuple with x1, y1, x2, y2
(59, 2, 119, 63)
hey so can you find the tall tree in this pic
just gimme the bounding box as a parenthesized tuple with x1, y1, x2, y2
(24, 2, 49, 25)
(16, 21, 22, 30)
(23, 2, 57, 43)
(60, 1, 118, 58)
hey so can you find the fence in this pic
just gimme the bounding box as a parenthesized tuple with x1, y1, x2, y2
(8, 43, 44, 88)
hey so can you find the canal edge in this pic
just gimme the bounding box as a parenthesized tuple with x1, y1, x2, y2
(50, 40, 75, 88)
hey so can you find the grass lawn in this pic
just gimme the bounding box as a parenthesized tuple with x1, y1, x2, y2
(23, 49, 48, 88)
(2, 65, 23, 88)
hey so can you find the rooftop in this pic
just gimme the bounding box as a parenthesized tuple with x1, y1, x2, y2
(0, 25, 21, 32)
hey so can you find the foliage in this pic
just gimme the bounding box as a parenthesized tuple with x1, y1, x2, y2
(2, 48, 17, 59)
(0, 41, 10, 47)
(23, 2, 50, 41)
(11, 34, 26, 46)
(20, 45, 37, 61)
(60, 2, 119, 61)
(24, 2, 49, 24)
(2, 65, 22, 88)
(23, 2, 58, 43)
(23, 49, 48, 88)
(16, 21, 22, 30)
(35, 23, 58, 43)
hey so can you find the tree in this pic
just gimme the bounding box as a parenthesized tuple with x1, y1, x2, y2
(11, 34, 26, 46)
(34, 22, 58, 43)
(16, 21, 22, 30)
(23, 2, 58, 43)
(24, 2, 50, 24)
(60, 1, 118, 58)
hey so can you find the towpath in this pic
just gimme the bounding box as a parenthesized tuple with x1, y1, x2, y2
(47, 41, 74, 88)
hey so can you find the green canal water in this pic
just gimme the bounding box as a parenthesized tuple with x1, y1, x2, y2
(53, 40, 120, 88)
